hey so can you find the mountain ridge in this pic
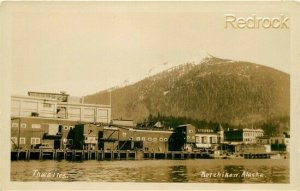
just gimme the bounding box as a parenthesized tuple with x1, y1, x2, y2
(84, 56, 290, 127)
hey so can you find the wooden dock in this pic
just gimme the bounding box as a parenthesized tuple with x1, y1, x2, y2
(11, 149, 213, 161)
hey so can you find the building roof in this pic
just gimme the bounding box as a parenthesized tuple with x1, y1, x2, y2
(28, 91, 69, 96)
(12, 94, 58, 102)
(225, 128, 264, 132)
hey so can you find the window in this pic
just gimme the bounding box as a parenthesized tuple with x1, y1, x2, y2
(43, 103, 52, 108)
(211, 137, 217, 143)
(31, 138, 40, 144)
(57, 125, 63, 133)
(187, 136, 190, 140)
(159, 138, 163, 142)
(148, 137, 152, 141)
(19, 137, 26, 144)
(64, 126, 69, 130)
(136, 137, 140, 141)
(189, 130, 193, 133)
(12, 123, 18, 128)
(164, 138, 168, 142)
(21, 123, 26, 128)
(32, 124, 41, 128)
(69, 126, 73, 130)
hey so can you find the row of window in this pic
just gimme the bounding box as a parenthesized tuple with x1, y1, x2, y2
(64, 126, 73, 130)
(136, 137, 168, 142)
(11, 123, 73, 130)
(244, 132, 263, 137)
(244, 138, 256, 142)
(11, 137, 40, 144)
(196, 136, 218, 144)
(12, 123, 42, 129)
(121, 132, 169, 142)
(187, 136, 195, 140)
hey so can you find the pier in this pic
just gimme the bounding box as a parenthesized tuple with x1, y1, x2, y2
(11, 149, 215, 161)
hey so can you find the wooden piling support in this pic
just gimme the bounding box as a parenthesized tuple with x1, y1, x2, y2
(27, 150, 31, 160)
(72, 150, 75, 161)
(101, 151, 104, 160)
(25, 150, 28, 160)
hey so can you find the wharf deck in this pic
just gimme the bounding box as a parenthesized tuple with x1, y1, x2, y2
(11, 149, 212, 160)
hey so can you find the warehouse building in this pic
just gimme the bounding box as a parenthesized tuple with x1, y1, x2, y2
(11, 92, 111, 150)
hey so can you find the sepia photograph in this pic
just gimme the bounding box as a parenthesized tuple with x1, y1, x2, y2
(0, 1, 299, 191)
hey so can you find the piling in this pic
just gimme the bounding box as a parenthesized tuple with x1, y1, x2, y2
(11, 149, 275, 161)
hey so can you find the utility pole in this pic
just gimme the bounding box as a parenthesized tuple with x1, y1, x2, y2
(108, 89, 112, 125)
(109, 90, 112, 107)
(17, 118, 20, 151)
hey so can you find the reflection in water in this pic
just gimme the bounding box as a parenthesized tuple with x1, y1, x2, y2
(11, 159, 289, 183)
(169, 165, 188, 182)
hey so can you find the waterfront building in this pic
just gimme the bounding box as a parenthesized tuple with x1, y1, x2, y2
(169, 124, 196, 151)
(11, 92, 111, 150)
(256, 132, 290, 152)
(70, 123, 173, 152)
(195, 127, 222, 150)
(235, 144, 269, 154)
(270, 134, 290, 152)
(256, 136, 272, 153)
(224, 128, 264, 144)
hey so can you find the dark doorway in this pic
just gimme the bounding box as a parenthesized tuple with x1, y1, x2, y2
(54, 139, 61, 149)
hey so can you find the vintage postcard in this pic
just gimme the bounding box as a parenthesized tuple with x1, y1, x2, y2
(0, 1, 299, 191)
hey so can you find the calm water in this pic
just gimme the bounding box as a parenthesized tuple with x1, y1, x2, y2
(11, 159, 289, 183)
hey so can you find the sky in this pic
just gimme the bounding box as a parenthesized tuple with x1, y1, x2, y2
(9, 2, 290, 97)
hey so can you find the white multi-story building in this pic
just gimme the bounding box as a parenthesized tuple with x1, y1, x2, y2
(224, 128, 264, 144)
(11, 92, 111, 123)
(195, 126, 224, 149)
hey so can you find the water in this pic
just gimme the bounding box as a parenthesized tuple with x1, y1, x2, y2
(11, 159, 289, 183)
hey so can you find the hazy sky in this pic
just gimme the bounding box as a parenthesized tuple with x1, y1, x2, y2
(9, 2, 290, 97)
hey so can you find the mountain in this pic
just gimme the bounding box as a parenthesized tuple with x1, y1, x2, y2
(84, 56, 290, 127)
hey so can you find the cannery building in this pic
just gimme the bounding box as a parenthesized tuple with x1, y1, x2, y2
(11, 91, 111, 150)
(69, 123, 173, 152)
